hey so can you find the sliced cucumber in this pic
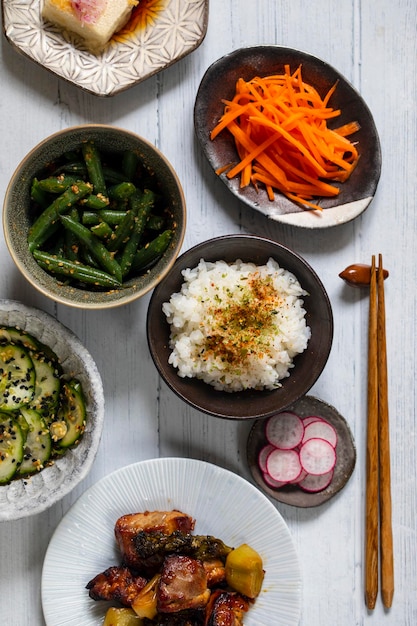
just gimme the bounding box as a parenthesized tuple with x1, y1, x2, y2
(0, 325, 62, 368)
(16, 408, 52, 477)
(0, 326, 39, 352)
(0, 343, 36, 411)
(28, 352, 61, 420)
(0, 413, 24, 484)
(53, 380, 86, 448)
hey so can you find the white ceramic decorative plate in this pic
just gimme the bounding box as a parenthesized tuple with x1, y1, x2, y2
(1, 0, 209, 96)
(41, 458, 302, 626)
(0, 300, 104, 521)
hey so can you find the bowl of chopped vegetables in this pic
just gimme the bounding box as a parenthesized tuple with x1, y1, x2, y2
(194, 45, 382, 228)
(147, 234, 333, 420)
(0, 299, 104, 521)
(3, 125, 186, 309)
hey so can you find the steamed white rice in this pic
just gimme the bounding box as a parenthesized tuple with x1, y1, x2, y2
(162, 258, 311, 392)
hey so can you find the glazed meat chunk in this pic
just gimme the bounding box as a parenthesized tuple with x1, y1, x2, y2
(205, 589, 249, 626)
(115, 510, 195, 571)
(157, 555, 211, 613)
(86, 566, 147, 606)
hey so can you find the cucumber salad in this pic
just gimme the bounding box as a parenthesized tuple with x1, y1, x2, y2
(0, 326, 86, 484)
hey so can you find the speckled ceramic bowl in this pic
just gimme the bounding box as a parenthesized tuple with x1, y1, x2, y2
(147, 235, 334, 420)
(0, 300, 104, 521)
(3, 125, 186, 309)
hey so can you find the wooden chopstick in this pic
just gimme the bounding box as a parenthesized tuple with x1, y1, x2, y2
(377, 253, 394, 608)
(365, 254, 394, 609)
(365, 255, 379, 610)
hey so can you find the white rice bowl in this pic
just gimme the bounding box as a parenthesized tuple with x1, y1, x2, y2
(162, 258, 311, 392)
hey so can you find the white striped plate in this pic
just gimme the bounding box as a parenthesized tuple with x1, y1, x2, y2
(41, 457, 302, 625)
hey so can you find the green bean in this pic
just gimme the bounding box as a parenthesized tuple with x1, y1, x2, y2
(131, 230, 173, 273)
(120, 189, 155, 278)
(60, 215, 122, 283)
(37, 175, 79, 194)
(81, 194, 110, 210)
(147, 214, 165, 231)
(91, 221, 113, 240)
(81, 209, 128, 227)
(53, 162, 88, 177)
(82, 141, 107, 196)
(106, 209, 136, 253)
(102, 166, 128, 185)
(28, 181, 93, 252)
(63, 207, 80, 261)
(122, 150, 139, 181)
(107, 182, 136, 202)
(31, 178, 52, 208)
(98, 209, 129, 225)
(33, 250, 121, 289)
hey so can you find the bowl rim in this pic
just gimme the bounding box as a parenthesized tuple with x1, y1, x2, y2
(147, 234, 334, 419)
(2, 124, 186, 310)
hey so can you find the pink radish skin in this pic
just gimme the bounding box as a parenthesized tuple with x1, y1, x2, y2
(289, 468, 308, 484)
(302, 420, 338, 448)
(263, 472, 288, 489)
(258, 444, 275, 473)
(266, 448, 302, 483)
(299, 437, 336, 475)
(265, 411, 304, 450)
(298, 470, 334, 493)
(302, 416, 324, 426)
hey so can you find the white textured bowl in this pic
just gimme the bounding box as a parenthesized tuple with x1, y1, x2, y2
(0, 300, 104, 521)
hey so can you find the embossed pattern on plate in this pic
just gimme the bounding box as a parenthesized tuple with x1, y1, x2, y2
(2, 0, 209, 96)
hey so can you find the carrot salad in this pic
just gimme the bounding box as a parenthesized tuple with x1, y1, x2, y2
(210, 65, 360, 211)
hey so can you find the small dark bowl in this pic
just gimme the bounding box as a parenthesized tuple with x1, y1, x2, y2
(3, 125, 186, 309)
(247, 395, 357, 507)
(147, 235, 333, 420)
(194, 46, 382, 228)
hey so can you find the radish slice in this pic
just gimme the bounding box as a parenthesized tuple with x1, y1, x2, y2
(299, 438, 336, 475)
(302, 415, 324, 426)
(265, 411, 304, 450)
(302, 420, 338, 448)
(258, 444, 275, 473)
(289, 468, 308, 484)
(298, 470, 334, 493)
(262, 472, 288, 489)
(266, 448, 302, 482)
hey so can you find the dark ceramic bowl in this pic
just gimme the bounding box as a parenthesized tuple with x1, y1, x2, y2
(194, 46, 382, 229)
(3, 125, 186, 309)
(146, 235, 333, 420)
(247, 395, 357, 507)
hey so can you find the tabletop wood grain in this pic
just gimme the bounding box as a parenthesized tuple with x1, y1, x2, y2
(0, 1, 416, 624)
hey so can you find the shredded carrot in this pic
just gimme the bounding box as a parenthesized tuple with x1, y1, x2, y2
(210, 65, 360, 211)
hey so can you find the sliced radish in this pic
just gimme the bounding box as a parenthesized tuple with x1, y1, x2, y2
(258, 444, 275, 473)
(302, 420, 338, 448)
(289, 468, 308, 484)
(299, 438, 336, 475)
(266, 448, 302, 483)
(298, 470, 334, 493)
(265, 411, 304, 450)
(262, 472, 288, 489)
(302, 415, 324, 426)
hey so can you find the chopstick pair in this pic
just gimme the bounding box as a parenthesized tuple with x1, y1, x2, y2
(365, 254, 394, 609)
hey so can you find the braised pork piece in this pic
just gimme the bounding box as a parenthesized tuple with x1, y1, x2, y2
(86, 510, 264, 625)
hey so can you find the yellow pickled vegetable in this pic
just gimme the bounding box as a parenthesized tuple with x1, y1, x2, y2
(103, 607, 144, 626)
(131, 574, 160, 620)
(225, 543, 264, 598)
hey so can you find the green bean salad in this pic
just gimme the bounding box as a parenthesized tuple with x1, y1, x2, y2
(28, 141, 174, 291)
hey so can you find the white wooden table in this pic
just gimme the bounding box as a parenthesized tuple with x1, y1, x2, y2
(1, 1, 416, 624)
